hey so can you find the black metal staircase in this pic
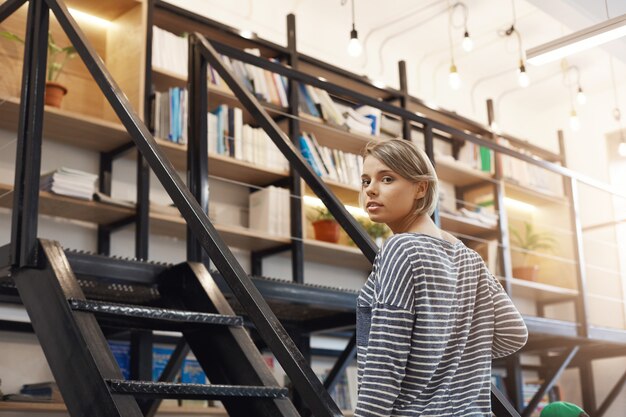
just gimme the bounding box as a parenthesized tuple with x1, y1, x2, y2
(13, 239, 296, 417)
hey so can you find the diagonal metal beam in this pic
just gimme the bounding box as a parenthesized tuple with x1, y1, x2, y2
(0, 0, 26, 24)
(521, 346, 580, 417)
(492, 383, 521, 417)
(595, 367, 626, 417)
(323, 334, 356, 393)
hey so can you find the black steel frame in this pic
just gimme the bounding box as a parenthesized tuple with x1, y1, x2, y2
(3, 0, 625, 415)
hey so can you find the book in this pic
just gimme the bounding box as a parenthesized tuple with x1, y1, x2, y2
(40, 167, 98, 200)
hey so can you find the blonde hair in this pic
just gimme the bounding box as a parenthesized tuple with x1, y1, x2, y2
(361, 138, 439, 217)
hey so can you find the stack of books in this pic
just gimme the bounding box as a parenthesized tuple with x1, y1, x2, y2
(248, 186, 290, 237)
(40, 168, 98, 200)
(153, 87, 188, 145)
(2, 382, 62, 403)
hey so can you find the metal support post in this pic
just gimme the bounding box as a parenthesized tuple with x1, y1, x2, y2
(398, 60, 411, 140)
(10, 0, 49, 268)
(423, 123, 440, 226)
(97, 152, 113, 255)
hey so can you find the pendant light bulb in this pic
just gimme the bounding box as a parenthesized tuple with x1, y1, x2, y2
(462, 31, 473, 52)
(569, 109, 581, 132)
(576, 86, 587, 105)
(347, 28, 362, 57)
(449, 64, 461, 90)
(619, 140, 626, 157)
(517, 64, 530, 88)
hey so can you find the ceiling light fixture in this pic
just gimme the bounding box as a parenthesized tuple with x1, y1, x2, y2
(577, 86, 587, 105)
(449, 2, 473, 52)
(346, 0, 362, 57)
(569, 109, 581, 132)
(608, 56, 626, 157)
(447, 0, 461, 89)
(501, 0, 530, 88)
(527, 14, 626, 66)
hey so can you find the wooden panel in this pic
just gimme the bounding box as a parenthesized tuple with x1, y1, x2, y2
(436, 158, 494, 187)
(104, 2, 146, 121)
(303, 239, 370, 271)
(439, 212, 498, 239)
(0, 183, 133, 225)
(303, 180, 361, 207)
(0, 97, 131, 152)
(504, 182, 567, 206)
(156, 139, 289, 187)
(150, 212, 291, 251)
(65, 0, 142, 21)
(503, 276, 579, 302)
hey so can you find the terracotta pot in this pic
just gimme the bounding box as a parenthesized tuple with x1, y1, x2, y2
(513, 265, 540, 281)
(45, 81, 68, 108)
(312, 220, 340, 243)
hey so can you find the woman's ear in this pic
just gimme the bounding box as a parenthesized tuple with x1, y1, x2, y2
(414, 181, 428, 199)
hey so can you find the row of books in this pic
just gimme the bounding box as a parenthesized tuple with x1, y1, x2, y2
(499, 139, 563, 195)
(153, 88, 188, 145)
(248, 186, 290, 237)
(299, 131, 364, 189)
(152, 26, 220, 85)
(208, 104, 289, 171)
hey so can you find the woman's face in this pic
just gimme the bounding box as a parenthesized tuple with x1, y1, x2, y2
(361, 156, 426, 233)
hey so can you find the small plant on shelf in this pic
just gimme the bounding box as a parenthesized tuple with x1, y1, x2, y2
(307, 205, 340, 243)
(0, 31, 77, 107)
(357, 216, 391, 247)
(509, 221, 556, 281)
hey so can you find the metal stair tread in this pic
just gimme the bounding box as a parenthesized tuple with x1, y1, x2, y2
(68, 298, 243, 326)
(106, 379, 289, 399)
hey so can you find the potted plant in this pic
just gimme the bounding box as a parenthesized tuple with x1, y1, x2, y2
(509, 222, 555, 281)
(0, 31, 76, 107)
(357, 216, 391, 247)
(307, 206, 340, 243)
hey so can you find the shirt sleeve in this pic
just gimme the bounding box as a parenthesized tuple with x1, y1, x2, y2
(487, 269, 528, 358)
(355, 237, 414, 417)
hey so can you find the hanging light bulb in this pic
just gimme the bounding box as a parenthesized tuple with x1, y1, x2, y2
(347, 28, 362, 57)
(462, 31, 473, 52)
(569, 109, 581, 131)
(576, 86, 587, 105)
(449, 63, 461, 90)
(346, 0, 362, 57)
(517, 62, 530, 88)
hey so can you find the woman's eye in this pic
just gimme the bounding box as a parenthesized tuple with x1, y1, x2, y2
(382, 177, 394, 183)
(361, 179, 370, 186)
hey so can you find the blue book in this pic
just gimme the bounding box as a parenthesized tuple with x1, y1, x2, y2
(153, 345, 175, 381)
(108, 341, 131, 380)
(182, 357, 207, 384)
(299, 135, 322, 176)
(298, 84, 320, 118)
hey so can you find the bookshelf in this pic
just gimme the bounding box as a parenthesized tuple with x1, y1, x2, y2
(1, 2, 622, 416)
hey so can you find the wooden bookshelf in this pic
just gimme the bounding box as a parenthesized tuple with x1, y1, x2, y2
(297, 114, 375, 155)
(504, 181, 567, 206)
(152, 67, 287, 125)
(439, 212, 498, 239)
(0, 97, 131, 153)
(500, 276, 579, 302)
(435, 157, 494, 187)
(155, 139, 290, 186)
(302, 239, 370, 270)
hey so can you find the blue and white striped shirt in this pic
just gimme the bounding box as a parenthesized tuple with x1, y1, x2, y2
(356, 233, 528, 417)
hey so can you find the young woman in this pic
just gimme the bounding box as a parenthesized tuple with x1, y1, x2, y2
(356, 139, 528, 417)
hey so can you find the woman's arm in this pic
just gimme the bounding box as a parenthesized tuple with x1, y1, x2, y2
(487, 270, 528, 358)
(355, 236, 414, 417)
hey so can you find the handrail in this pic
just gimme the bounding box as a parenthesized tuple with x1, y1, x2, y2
(207, 41, 626, 201)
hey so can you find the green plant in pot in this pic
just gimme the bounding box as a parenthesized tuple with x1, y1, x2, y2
(509, 222, 555, 281)
(0, 31, 77, 107)
(307, 205, 340, 243)
(357, 216, 391, 247)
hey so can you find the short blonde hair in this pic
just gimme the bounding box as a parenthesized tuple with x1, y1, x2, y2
(361, 139, 439, 217)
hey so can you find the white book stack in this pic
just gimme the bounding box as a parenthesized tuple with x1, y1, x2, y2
(152, 26, 188, 77)
(340, 105, 374, 135)
(40, 167, 98, 200)
(248, 186, 290, 237)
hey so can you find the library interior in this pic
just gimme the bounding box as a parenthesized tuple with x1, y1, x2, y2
(0, 0, 625, 416)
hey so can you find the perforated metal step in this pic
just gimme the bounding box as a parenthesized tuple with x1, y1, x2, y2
(68, 298, 243, 329)
(107, 380, 289, 399)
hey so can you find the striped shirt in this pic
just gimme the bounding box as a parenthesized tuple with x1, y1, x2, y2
(356, 233, 528, 417)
